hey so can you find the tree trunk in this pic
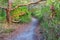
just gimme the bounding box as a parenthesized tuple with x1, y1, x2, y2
(6, 0, 12, 23)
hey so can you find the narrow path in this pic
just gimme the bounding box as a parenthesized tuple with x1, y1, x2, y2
(5, 17, 43, 40)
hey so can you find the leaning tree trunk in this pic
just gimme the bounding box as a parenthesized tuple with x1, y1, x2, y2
(6, 0, 12, 23)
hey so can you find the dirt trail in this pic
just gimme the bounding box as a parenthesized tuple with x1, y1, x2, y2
(4, 17, 44, 40)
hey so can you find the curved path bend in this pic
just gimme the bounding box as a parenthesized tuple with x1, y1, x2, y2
(5, 18, 44, 40)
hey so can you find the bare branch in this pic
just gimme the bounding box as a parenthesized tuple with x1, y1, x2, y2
(11, 0, 42, 10)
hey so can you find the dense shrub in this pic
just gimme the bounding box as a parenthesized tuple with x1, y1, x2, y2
(0, 6, 31, 23)
(11, 6, 31, 23)
(40, 0, 60, 40)
(0, 8, 6, 22)
(29, 0, 60, 40)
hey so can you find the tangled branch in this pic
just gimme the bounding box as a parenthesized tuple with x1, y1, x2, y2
(11, 0, 42, 10)
(0, 0, 42, 10)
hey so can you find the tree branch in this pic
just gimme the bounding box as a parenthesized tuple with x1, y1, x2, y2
(11, 0, 42, 10)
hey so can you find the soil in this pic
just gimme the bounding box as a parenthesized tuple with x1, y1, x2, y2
(0, 18, 44, 40)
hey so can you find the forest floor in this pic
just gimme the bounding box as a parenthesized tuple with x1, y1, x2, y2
(0, 17, 44, 40)
(0, 23, 30, 40)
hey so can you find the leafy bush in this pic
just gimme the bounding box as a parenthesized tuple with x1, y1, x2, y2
(0, 8, 6, 22)
(11, 6, 31, 23)
(29, 1, 50, 21)
(40, 0, 60, 40)
(30, 0, 60, 40)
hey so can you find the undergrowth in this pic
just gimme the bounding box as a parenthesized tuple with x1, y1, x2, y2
(11, 6, 31, 23)
(30, 0, 60, 40)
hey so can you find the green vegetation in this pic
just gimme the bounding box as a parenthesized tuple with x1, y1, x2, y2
(11, 6, 31, 23)
(30, 0, 60, 40)
(0, 0, 60, 40)
(0, 0, 32, 34)
(12, 0, 30, 8)
(0, 6, 31, 23)
(0, 0, 8, 7)
(0, 8, 6, 22)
